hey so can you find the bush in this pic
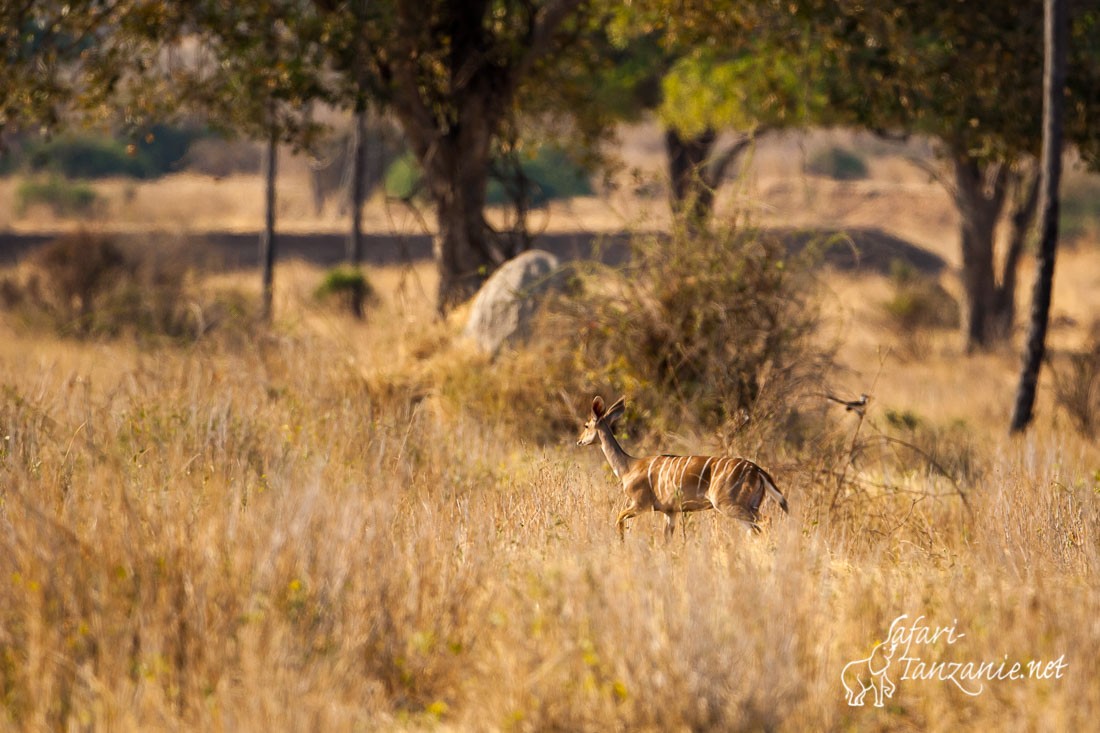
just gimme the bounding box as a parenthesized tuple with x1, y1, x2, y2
(1060, 172, 1100, 243)
(806, 146, 869, 181)
(25, 134, 154, 179)
(2, 232, 253, 341)
(1051, 326, 1100, 437)
(880, 260, 960, 353)
(451, 223, 829, 447)
(314, 266, 377, 317)
(15, 177, 101, 217)
(21, 126, 204, 180)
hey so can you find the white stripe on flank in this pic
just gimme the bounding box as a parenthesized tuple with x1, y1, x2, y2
(677, 457, 691, 487)
(700, 456, 714, 490)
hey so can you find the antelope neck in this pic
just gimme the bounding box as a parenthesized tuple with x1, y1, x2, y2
(596, 424, 635, 479)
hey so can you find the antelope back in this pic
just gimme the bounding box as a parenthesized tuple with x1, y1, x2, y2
(644, 454, 770, 512)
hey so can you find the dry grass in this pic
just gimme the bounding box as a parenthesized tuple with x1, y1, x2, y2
(0, 251, 1098, 732)
(2, 123, 1100, 730)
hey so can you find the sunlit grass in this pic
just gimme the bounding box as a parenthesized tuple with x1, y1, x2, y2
(0, 254, 1097, 731)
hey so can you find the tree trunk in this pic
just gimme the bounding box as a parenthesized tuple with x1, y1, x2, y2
(430, 144, 504, 312)
(260, 126, 278, 323)
(666, 127, 718, 225)
(993, 169, 1041, 339)
(1010, 0, 1066, 433)
(421, 107, 507, 313)
(345, 106, 368, 319)
(953, 156, 1008, 351)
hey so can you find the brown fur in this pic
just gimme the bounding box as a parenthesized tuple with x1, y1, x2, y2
(577, 396, 789, 540)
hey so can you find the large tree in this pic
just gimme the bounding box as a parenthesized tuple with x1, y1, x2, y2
(661, 1, 1100, 351)
(322, 0, 587, 312)
(0, 1, 152, 143)
(790, 1, 1100, 351)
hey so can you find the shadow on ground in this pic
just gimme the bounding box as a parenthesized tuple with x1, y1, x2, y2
(0, 226, 946, 275)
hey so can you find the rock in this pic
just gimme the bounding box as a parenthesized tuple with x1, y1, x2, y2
(463, 249, 565, 355)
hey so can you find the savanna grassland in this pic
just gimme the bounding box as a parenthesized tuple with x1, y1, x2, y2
(2, 129, 1100, 731)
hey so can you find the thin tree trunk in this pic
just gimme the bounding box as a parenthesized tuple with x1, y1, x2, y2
(1010, 0, 1066, 433)
(993, 169, 1041, 339)
(260, 126, 278, 323)
(346, 106, 368, 319)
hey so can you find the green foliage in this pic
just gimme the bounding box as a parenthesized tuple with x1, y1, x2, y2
(385, 146, 593, 207)
(488, 145, 594, 207)
(1060, 173, 1100, 242)
(660, 46, 824, 137)
(805, 146, 868, 181)
(135, 123, 206, 174)
(25, 134, 152, 178)
(15, 177, 100, 217)
(16, 125, 202, 180)
(383, 152, 423, 201)
(314, 266, 376, 312)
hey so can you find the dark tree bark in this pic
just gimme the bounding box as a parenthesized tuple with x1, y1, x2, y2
(1011, 0, 1067, 433)
(952, 155, 1040, 351)
(993, 168, 1041, 338)
(665, 127, 758, 228)
(377, 0, 582, 314)
(259, 125, 278, 323)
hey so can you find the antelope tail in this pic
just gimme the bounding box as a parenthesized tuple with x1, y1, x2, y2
(761, 470, 789, 514)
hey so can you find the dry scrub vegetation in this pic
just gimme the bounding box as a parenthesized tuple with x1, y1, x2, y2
(1, 225, 1099, 732)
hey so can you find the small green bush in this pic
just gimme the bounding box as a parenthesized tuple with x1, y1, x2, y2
(806, 146, 869, 181)
(314, 266, 377, 316)
(16, 177, 101, 217)
(20, 127, 204, 180)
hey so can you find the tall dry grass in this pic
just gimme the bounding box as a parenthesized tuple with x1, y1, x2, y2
(0, 254, 1098, 732)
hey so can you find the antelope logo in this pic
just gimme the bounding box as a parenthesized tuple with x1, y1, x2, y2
(841, 640, 899, 707)
(576, 395, 788, 540)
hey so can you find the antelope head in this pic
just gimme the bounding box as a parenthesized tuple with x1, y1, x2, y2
(576, 395, 625, 446)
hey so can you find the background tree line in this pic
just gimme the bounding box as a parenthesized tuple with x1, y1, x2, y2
(3, 0, 1098, 353)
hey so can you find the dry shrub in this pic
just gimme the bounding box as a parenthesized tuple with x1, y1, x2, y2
(880, 260, 960, 358)
(440, 222, 830, 450)
(1050, 325, 1100, 437)
(550, 222, 828, 448)
(1, 231, 256, 341)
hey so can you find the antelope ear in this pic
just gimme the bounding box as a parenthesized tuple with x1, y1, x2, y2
(591, 396, 605, 418)
(604, 397, 626, 424)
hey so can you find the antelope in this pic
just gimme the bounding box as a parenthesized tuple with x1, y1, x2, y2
(576, 395, 789, 540)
